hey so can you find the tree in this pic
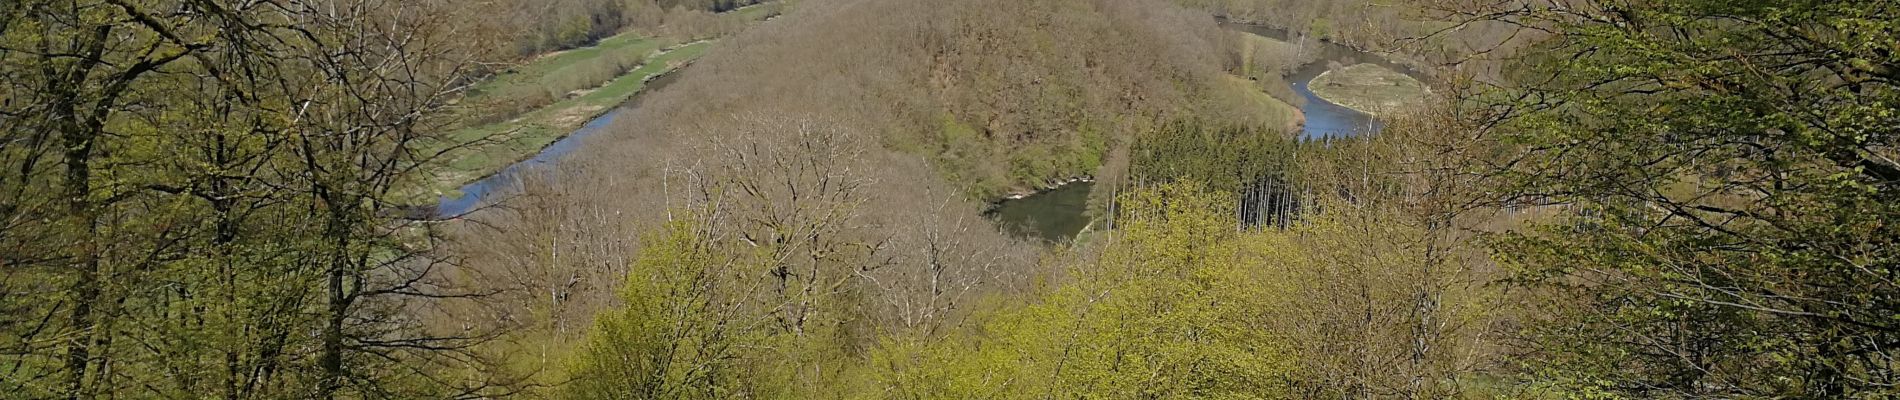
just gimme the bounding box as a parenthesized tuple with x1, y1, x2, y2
(1, 0, 514, 397)
(563, 219, 765, 399)
(1250, 97, 1510, 398)
(1455, 1, 1900, 396)
(562, 115, 884, 398)
(876, 182, 1297, 399)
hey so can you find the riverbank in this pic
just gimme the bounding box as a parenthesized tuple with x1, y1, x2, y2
(1220, 74, 1306, 133)
(1219, 21, 1438, 138)
(419, 41, 713, 203)
(1001, 176, 1096, 201)
(409, 3, 789, 206)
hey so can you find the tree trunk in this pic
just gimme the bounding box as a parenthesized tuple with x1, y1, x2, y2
(58, 97, 101, 400)
(317, 203, 352, 399)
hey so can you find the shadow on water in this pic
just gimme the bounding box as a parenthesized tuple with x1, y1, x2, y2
(987, 182, 1094, 244)
(432, 70, 685, 217)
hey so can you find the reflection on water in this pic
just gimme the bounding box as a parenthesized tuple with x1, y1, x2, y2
(988, 182, 1094, 243)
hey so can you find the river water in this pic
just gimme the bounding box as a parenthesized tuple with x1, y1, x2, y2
(439, 23, 1413, 243)
(435, 72, 682, 216)
(987, 182, 1095, 243)
(988, 23, 1423, 242)
(1220, 21, 1423, 139)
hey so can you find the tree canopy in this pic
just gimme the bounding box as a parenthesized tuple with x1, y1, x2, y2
(1469, 0, 1900, 396)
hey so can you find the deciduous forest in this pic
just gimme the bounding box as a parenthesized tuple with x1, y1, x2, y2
(2, 0, 1895, 398)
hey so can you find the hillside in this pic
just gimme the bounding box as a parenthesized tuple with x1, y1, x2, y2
(560, 0, 1298, 199)
(444, 0, 1307, 393)
(6, 0, 1896, 398)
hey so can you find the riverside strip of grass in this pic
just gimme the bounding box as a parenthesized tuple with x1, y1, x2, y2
(1219, 74, 1304, 133)
(409, 3, 788, 205)
(420, 40, 714, 202)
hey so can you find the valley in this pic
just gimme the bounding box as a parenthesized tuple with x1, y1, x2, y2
(5, 0, 1894, 398)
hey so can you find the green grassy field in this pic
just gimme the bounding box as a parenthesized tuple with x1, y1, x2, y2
(1222, 32, 1305, 133)
(1307, 63, 1427, 115)
(1233, 31, 1302, 77)
(416, 41, 714, 202)
(408, 3, 796, 204)
(1218, 74, 1304, 133)
(468, 33, 671, 105)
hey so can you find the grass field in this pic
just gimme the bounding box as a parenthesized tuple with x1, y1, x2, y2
(1224, 31, 1306, 133)
(1218, 74, 1305, 133)
(1233, 31, 1305, 77)
(468, 33, 672, 107)
(1307, 63, 1427, 115)
(414, 41, 715, 202)
(406, 4, 795, 204)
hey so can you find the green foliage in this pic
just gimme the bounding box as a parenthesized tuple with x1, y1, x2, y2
(462, 32, 674, 126)
(564, 219, 759, 399)
(1242, 200, 1500, 398)
(1486, 0, 1900, 397)
(1, 0, 509, 397)
(502, 0, 769, 57)
(875, 182, 1296, 399)
(423, 41, 714, 202)
(561, 184, 1306, 399)
(929, 114, 1012, 199)
(862, 0, 1253, 198)
(1133, 120, 1301, 194)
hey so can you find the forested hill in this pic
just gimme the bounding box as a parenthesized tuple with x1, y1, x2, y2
(3, 0, 1897, 398)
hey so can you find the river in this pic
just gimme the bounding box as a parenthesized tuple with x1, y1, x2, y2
(987, 22, 1422, 242)
(986, 182, 1095, 243)
(440, 23, 1410, 241)
(1220, 21, 1424, 139)
(435, 71, 682, 216)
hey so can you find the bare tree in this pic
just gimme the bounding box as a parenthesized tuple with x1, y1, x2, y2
(1, 0, 520, 398)
(676, 114, 874, 336)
